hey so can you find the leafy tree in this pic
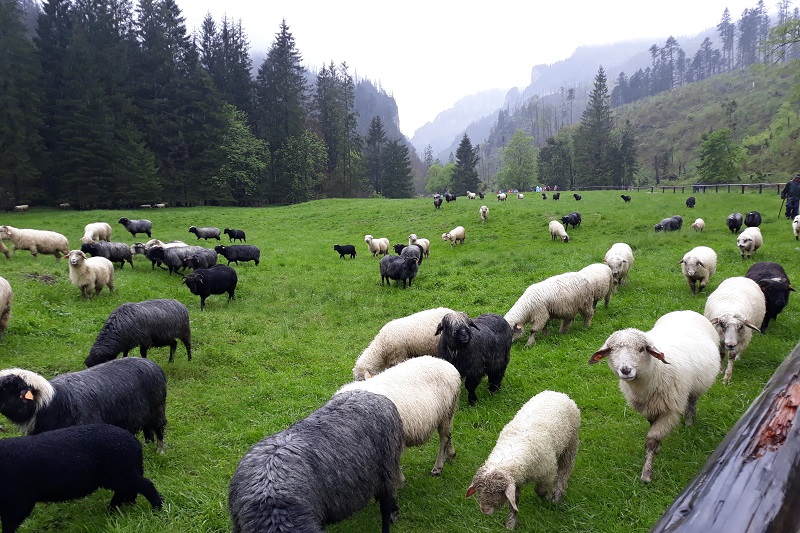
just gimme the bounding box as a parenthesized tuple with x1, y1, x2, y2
(450, 134, 479, 195)
(574, 66, 614, 186)
(380, 139, 414, 198)
(496, 130, 538, 191)
(278, 130, 327, 204)
(425, 162, 453, 194)
(696, 128, 742, 183)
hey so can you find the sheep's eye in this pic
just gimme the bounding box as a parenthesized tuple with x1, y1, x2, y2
(638, 347, 644, 352)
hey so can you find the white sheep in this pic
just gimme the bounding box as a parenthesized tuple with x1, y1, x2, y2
(504, 272, 595, 346)
(703, 276, 766, 384)
(0, 276, 12, 340)
(80, 222, 112, 244)
(0, 225, 69, 260)
(408, 233, 431, 257)
(67, 250, 114, 299)
(691, 218, 705, 232)
(578, 263, 614, 308)
(497, 192, 507, 201)
(589, 310, 720, 483)
(466, 390, 580, 530)
(603, 242, 634, 289)
(13, 204, 29, 212)
(736, 226, 763, 259)
(548, 220, 569, 243)
(517, 193, 524, 200)
(364, 234, 389, 257)
(352, 307, 455, 380)
(338, 356, 461, 476)
(467, 191, 477, 200)
(441, 226, 466, 246)
(480, 205, 489, 223)
(793, 215, 800, 240)
(0, 240, 9, 259)
(679, 246, 717, 294)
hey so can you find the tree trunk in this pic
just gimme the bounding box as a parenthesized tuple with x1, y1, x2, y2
(651, 341, 800, 532)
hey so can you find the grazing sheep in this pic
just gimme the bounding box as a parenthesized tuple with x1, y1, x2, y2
(0, 276, 11, 340)
(139, 204, 151, 209)
(552, 192, 560, 200)
(548, 220, 569, 243)
(504, 272, 595, 347)
(352, 307, 455, 380)
(183, 248, 219, 270)
(154, 203, 166, 208)
(671, 215, 683, 229)
(589, 310, 720, 483)
(560, 211, 581, 229)
(497, 192, 507, 201)
(704, 277, 766, 384)
(379, 255, 418, 288)
(85, 299, 192, 367)
(745, 262, 793, 333)
(0, 424, 162, 533)
(434, 196, 443, 209)
(131, 240, 187, 270)
(442, 226, 466, 245)
(13, 204, 29, 212)
(408, 234, 431, 257)
(726, 212, 743, 234)
(654, 217, 681, 232)
(334, 244, 357, 259)
(466, 390, 580, 529)
(188, 226, 221, 240)
(578, 263, 614, 309)
(435, 312, 512, 405)
(621, 194, 631, 202)
(337, 356, 461, 476)
(182, 264, 238, 311)
(117, 217, 152, 238)
(80, 222, 112, 244)
(0, 225, 69, 260)
(573, 193, 582, 201)
(364, 234, 390, 257)
(691, 218, 705, 232)
(744, 211, 762, 227)
(67, 250, 114, 299)
(223, 228, 246, 242)
(679, 246, 717, 294)
(541, 193, 547, 200)
(686, 196, 696, 208)
(736, 226, 763, 259)
(213, 245, 260, 266)
(81, 241, 134, 269)
(0, 358, 168, 452)
(148, 244, 209, 275)
(480, 205, 489, 223)
(228, 390, 404, 533)
(603, 242, 634, 289)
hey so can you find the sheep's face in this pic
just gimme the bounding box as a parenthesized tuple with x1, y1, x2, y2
(467, 468, 516, 515)
(681, 258, 705, 278)
(589, 329, 667, 381)
(737, 235, 755, 252)
(435, 312, 477, 347)
(68, 250, 86, 266)
(604, 257, 626, 279)
(364, 235, 373, 244)
(0, 374, 38, 423)
(442, 233, 450, 241)
(708, 314, 758, 352)
(0, 226, 10, 240)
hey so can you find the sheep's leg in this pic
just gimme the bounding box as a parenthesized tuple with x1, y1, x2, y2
(431, 422, 455, 476)
(377, 489, 400, 533)
(685, 394, 698, 426)
(582, 307, 594, 328)
(559, 317, 574, 334)
(687, 279, 696, 294)
(487, 367, 506, 394)
(552, 433, 579, 502)
(525, 331, 537, 347)
(465, 375, 482, 405)
(168, 340, 177, 363)
(723, 352, 737, 385)
(136, 476, 163, 508)
(642, 412, 680, 483)
(183, 338, 192, 361)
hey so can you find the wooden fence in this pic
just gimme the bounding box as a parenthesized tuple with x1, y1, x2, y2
(575, 183, 785, 194)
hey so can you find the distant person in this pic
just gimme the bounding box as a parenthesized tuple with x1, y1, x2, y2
(553, 184, 559, 191)
(781, 173, 800, 219)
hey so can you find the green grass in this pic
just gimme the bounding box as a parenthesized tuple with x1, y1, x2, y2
(1, 190, 798, 533)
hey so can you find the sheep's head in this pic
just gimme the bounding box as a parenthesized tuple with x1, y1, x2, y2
(364, 234, 373, 244)
(589, 328, 668, 381)
(604, 256, 627, 279)
(466, 466, 517, 515)
(214, 245, 226, 254)
(0, 369, 54, 428)
(680, 257, 705, 278)
(442, 233, 451, 241)
(435, 312, 478, 347)
(0, 226, 11, 239)
(67, 250, 87, 266)
(708, 314, 760, 352)
(189, 226, 198, 233)
(561, 234, 569, 243)
(408, 233, 418, 243)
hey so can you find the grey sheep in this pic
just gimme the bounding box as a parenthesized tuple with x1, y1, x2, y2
(189, 226, 221, 240)
(223, 228, 246, 242)
(117, 217, 152, 238)
(149, 244, 209, 275)
(214, 244, 261, 266)
(654, 217, 681, 232)
(228, 389, 404, 533)
(80, 241, 134, 269)
(183, 264, 238, 310)
(726, 212, 744, 233)
(379, 255, 419, 288)
(182, 248, 218, 270)
(84, 299, 192, 367)
(400, 243, 424, 265)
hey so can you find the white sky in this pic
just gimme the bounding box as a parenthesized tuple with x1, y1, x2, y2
(180, 0, 762, 137)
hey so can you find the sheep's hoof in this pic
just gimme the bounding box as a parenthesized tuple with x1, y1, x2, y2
(430, 468, 442, 476)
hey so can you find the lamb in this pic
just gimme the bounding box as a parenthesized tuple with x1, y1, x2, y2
(85, 299, 192, 366)
(466, 390, 580, 530)
(603, 242, 634, 289)
(337, 356, 461, 475)
(228, 390, 404, 533)
(793, 215, 800, 240)
(560, 211, 581, 229)
(726, 212, 743, 233)
(223, 228, 246, 242)
(334, 244, 357, 259)
(352, 306, 455, 380)
(504, 272, 595, 347)
(67, 249, 114, 299)
(433, 196, 443, 208)
(621, 194, 631, 202)
(480, 205, 489, 223)
(573, 193, 582, 201)
(183, 248, 219, 270)
(0, 225, 69, 260)
(745, 262, 794, 333)
(435, 312, 512, 405)
(148, 244, 209, 275)
(691, 218, 705, 232)
(744, 211, 762, 227)
(408, 233, 431, 257)
(442, 226, 466, 245)
(497, 192, 507, 201)
(81, 240, 134, 269)
(80, 222, 112, 244)
(679, 246, 717, 294)
(364, 234, 390, 257)
(13, 204, 29, 212)
(0, 424, 162, 533)
(686, 196, 696, 208)
(379, 255, 419, 288)
(117, 217, 152, 238)
(578, 263, 614, 309)
(182, 264, 238, 311)
(548, 220, 569, 242)
(189, 225, 221, 240)
(737, 226, 763, 259)
(703, 276, 766, 384)
(0, 276, 11, 340)
(0, 358, 168, 452)
(589, 310, 720, 483)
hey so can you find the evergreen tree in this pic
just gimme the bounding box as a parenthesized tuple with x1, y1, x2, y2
(573, 66, 614, 187)
(364, 115, 386, 193)
(199, 14, 254, 121)
(278, 130, 327, 204)
(718, 8, 735, 71)
(496, 130, 538, 191)
(538, 132, 573, 190)
(423, 145, 434, 167)
(380, 139, 414, 198)
(612, 120, 638, 188)
(450, 134, 480, 195)
(214, 104, 269, 205)
(696, 129, 742, 183)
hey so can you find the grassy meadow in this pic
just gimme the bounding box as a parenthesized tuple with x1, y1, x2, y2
(0, 189, 798, 533)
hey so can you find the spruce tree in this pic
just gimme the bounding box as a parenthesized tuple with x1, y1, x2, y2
(573, 66, 614, 187)
(450, 134, 479, 195)
(380, 139, 414, 198)
(364, 115, 386, 193)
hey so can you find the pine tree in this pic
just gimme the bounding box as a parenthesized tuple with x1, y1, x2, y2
(199, 14, 254, 121)
(450, 134, 480, 195)
(538, 132, 573, 190)
(278, 130, 327, 204)
(718, 8, 735, 71)
(573, 66, 614, 187)
(380, 139, 414, 198)
(364, 115, 386, 193)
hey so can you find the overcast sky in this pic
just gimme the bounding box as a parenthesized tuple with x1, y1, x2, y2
(180, 1, 762, 137)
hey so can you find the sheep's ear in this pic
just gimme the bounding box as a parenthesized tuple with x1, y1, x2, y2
(465, 484, 476, 498)
(21, 388, 34, 401)
(697, 261, 705, 268)
(434, 323, 444, 336)
(364, 371, 372, 380)
(469, 320, 480, 330)
(646, 345, 669, 364)
(602, 259, 608, 264)
(790, 285, 796, 292)
(745, 321, 761, 332)
(589, 348, 610, 364)
(709, 317, 719, 325)
(678, 259, 684, 264)
(505, 482, 518, 512)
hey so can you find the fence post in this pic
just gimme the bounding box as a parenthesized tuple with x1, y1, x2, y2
(759, 184, 763, 194)
(742, 185, 745, 194)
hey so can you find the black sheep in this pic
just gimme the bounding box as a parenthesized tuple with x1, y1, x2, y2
(561, 211, 582, 229)
(654, 217, 680, 232)
(573, 193, 582, 201)
(686, 196, 696, 208)
(0, 424, 162, 533)
(726, 212, 744, 233)
(0, 358, 167, 451)
(433, 196, 443, 209)
(80, 241, 134, 269)
(478, 192, 485, 199)
(149, 244, 207, 275)
(671, 215, 683, 229)
(621, 194, 631, 203)
(553, 192, 560, 200)
(379, 255, 418, 288)
(744, 211, 762, 227)
(214, 244, 261, 266)
(445, 192, 456, 202)
(392, 243, 406, 255)
(117, 217, 152, 238)
(183, 249, 218, 270)
(400, 243, 423, 265)
(85, 299, 192, 366)
(434, 312, 512, 405)
(229, 390, 403, 533)
(334, 244, 357, 259)
(183, 264, 238, 310)
(542, 193, 547, 200)
(223, 228, 246, 242)
(745, 262, 794, 333)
